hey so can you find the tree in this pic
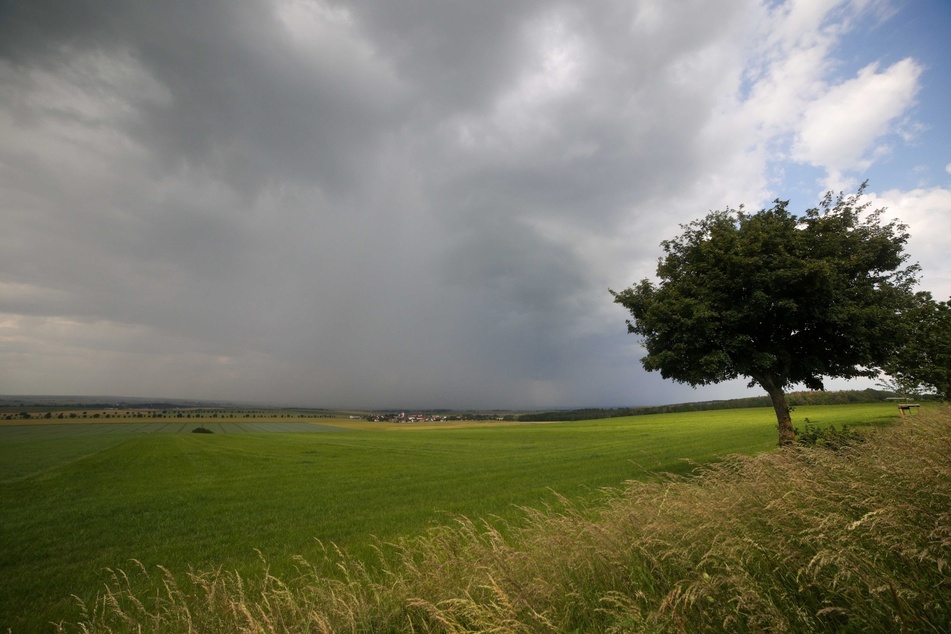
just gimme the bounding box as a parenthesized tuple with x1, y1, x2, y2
(611, 186, 919, 445)
(883, 293, 951, 401)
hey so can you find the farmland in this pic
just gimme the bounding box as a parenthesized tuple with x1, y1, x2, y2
(0, 403, 907, 632)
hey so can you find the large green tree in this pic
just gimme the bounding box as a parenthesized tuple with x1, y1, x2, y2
(884, 293, 951, 401)
(611, 186, 919, 445)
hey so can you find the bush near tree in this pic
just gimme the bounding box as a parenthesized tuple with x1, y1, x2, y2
(612, 185, 919, 445)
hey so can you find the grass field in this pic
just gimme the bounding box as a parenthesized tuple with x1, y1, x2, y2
(0, 403, 908, 632)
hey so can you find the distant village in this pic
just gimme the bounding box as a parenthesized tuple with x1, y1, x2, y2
(364, 412, 515, 423)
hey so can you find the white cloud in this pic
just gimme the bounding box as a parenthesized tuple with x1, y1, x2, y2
(792, 58, 921, 175)
(730, 1, 924, 196)
(865, 186, 951, 300)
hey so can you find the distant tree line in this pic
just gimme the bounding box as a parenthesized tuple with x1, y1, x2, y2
(1, 409, 341, 421)
(516, 389, 919, 422)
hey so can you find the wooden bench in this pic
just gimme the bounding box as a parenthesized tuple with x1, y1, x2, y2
(897, 403, 920, 417)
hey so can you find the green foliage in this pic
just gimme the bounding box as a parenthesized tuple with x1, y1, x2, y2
(794, 419, 866, 450)
(612, 184, 919, 444)
(884, 293, 951, 401)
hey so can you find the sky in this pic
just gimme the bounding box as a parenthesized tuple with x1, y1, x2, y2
(1, 0, 949, 410)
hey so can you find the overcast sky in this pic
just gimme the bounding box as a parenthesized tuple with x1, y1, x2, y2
(2, 0, 949, 409)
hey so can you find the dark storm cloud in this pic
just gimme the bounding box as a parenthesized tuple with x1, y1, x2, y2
(1, 0, 405, 195)
(0, 0, 758, 407)
(2, 0, 936, 407)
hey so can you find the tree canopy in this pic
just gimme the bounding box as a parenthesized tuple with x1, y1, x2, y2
(611, 186, 919, 445)
(883, 293, 951, 401)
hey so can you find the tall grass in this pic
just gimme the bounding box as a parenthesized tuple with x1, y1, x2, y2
(62, 407, 950, 633)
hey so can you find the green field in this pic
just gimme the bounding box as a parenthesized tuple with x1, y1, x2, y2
(0, 403, 906, 632)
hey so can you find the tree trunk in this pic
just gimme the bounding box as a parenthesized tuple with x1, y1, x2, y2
(759, 377, 796, 446)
